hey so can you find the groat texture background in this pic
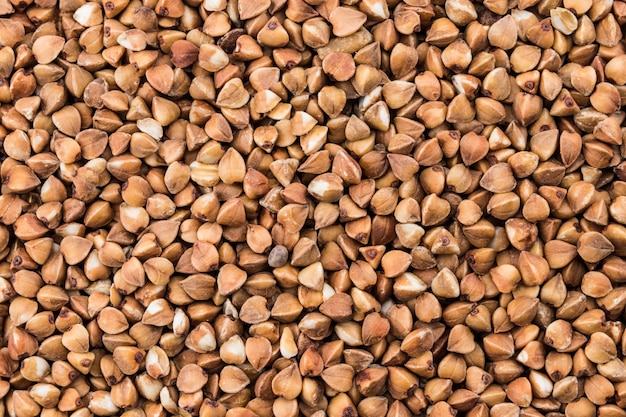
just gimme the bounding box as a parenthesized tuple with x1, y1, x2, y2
(1, 0, 626, 417)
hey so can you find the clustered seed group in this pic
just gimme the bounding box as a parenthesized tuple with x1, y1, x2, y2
(1, 0, 626, 417)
